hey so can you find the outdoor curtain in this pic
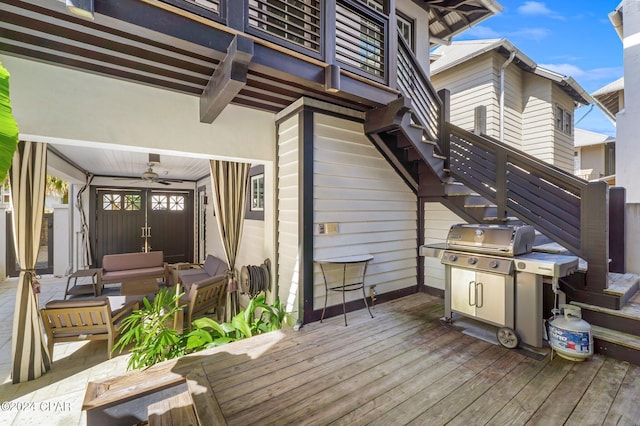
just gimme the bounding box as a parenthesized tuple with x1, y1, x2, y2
(209, 160, 250, 321)
(9, 141, 51, 383)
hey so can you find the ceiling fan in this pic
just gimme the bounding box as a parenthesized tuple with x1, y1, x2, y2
(117, 154, 183, 185)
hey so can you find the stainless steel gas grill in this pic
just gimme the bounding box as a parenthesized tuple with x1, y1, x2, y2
(430, 223, 579, 349)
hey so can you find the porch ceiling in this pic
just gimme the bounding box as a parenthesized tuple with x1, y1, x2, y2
(49, 144, 212, 183)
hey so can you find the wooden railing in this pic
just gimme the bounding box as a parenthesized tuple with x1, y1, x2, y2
(396, 33, 442, 142)
(162, 0, 391, 84)
(247, 0, 322, 53)
(447, 124, 608, 264)
(335, 1, 387, 82)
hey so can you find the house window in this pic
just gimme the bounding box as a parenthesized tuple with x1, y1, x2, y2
(397, 11, 414, 51)
(245, 165, 265, 220)
(124, 194, 141, 211)
(362, 0, 384, 13)
(102, 194, 122, 211)
(251, 175, 264, 211)
(169, 195, 185, 211)
(152, 195, 167, 210)
(555, 105, 572, 135)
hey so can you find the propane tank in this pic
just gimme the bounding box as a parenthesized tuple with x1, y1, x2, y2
(547, 304, 593, 361)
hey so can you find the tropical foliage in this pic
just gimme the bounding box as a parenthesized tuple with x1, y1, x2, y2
(0, 62, 19, 184)
(113, 287, 186, 371)
(115, 289, 287, 370)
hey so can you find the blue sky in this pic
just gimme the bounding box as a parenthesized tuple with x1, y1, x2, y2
(452, 0, 623, 136)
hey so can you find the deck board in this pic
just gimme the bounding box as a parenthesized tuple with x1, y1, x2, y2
(82, 292, 640, 425)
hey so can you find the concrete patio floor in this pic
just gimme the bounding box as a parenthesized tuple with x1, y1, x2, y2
(0, 275, 132, 426)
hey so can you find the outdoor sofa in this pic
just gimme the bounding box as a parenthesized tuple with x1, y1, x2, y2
(101, 251, 168, 287)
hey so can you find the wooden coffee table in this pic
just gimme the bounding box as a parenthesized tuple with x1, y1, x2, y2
(120, 278, 160, 296)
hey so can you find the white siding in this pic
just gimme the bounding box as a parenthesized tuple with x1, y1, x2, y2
(431, 54, 497, 135)
(502, 57, 524, 149)
(423, 202, 465, 291)
(551, 85, 577, 172)
(521, 74, 556, 165)
(276, 116, 301, 316)
(313, 113, 417, 310)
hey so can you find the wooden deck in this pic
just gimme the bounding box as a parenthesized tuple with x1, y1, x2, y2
(84, 293, 640, 425)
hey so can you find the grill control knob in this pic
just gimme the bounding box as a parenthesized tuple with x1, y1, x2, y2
(489, 260, 499, 268)
(449, 254, 458, 262)
(468, 257, 478, 265)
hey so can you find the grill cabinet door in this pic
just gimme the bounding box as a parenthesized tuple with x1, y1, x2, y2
(475, 271, 511, 327)
(450, 268, 476, 316)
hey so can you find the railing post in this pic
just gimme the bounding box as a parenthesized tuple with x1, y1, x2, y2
(227, 0, 245, 31)
(438, 89, 450, 169)
(387, 0, 398, 89)
(582, 181, 609, 292)
(609, 187, 626, 273)
(495, 150, 507, 220)
(323, 0, 336, 64)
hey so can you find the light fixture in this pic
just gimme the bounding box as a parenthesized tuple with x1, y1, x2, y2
(66, 0, 94, 20)
(324, 64, 340, 93)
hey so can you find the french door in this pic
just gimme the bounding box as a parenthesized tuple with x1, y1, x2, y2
(91, 188, 194, 267)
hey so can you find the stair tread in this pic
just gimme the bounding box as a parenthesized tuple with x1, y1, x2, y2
(603, 272, 640, 297)
(591, 325, 640, 350)
(571, 295, 640, 321)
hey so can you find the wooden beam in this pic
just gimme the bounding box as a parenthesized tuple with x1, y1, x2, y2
(200, 34, 254, 123)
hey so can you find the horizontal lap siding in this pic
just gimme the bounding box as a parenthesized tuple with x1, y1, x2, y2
(313, 113, 417, 310)
(277, 116, 300, 314)
(522, 75, 556, 165)
(424, 202, 465, 290)
(432, 55, 497, 134)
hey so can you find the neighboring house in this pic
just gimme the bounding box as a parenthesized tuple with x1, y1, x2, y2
(592, 77, 624, 124)
(573, 128, 615, 184)
(430, 39, 593, 173)
(0, 0, 619, 332)
(423, 39, 594, 292)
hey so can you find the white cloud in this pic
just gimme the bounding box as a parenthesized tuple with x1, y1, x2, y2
(517, 1, 566, 20)
(458, 25, 501, 39)
(509, 27, 551, 41)
(539, 64, 623, 84)
(518, 1, 551, 15)
(539, 63, 585, 78)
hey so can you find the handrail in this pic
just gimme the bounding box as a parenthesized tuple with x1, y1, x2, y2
(396, 33, 442, 144)
(448, 123, 608, 259)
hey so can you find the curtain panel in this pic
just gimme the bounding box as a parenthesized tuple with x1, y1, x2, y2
(209, 160, 250, 321)
(9, 141, 51, 383)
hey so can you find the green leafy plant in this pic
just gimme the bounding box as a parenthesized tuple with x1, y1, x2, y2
(184, 294, 288, 353)
(0, 62, 19, 184)
(115, 290, 288, 370)
(114, 287, 186, 370)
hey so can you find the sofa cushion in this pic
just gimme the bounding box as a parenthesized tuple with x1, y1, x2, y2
(182, 274, 227, 301)
(202, 255, 227, 277)
(45, 299, 109, 309)
(102, 266, 165, 282)
(103, 251, 164, 272)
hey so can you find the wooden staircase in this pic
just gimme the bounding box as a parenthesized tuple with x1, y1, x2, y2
(364, 31, 640, 364)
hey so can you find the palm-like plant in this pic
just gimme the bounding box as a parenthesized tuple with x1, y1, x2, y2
(0, 62, 19, 184)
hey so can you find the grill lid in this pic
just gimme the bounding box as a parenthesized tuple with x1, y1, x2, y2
(445, 224, 535, 256)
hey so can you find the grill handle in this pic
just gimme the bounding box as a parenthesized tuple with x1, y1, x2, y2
(476, 282, 484, 308)
(468, 281, 476, 306)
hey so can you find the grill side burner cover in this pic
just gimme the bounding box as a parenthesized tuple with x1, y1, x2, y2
(445, 224, 535, 257)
